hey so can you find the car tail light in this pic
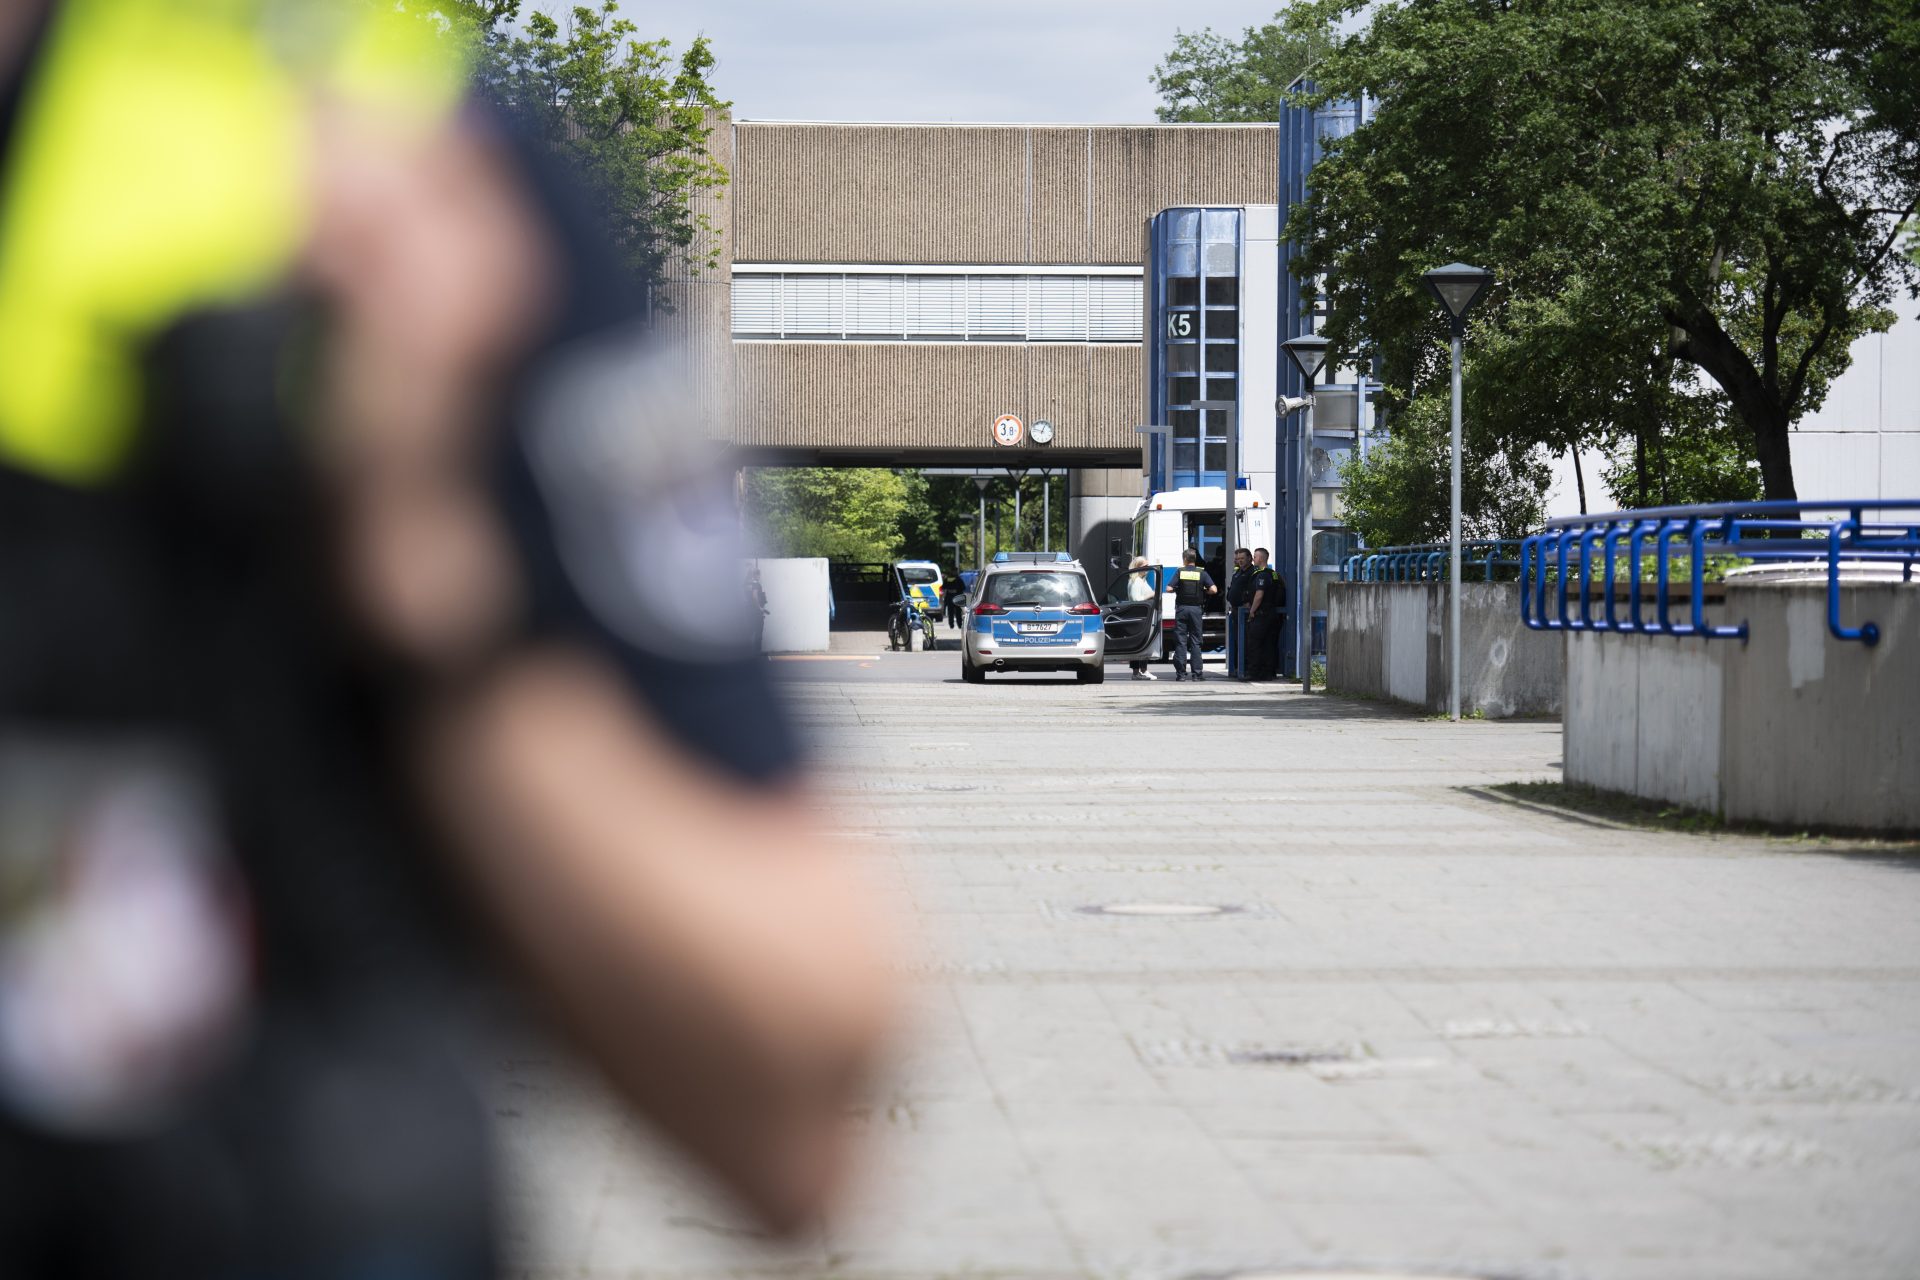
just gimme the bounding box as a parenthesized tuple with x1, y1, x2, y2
(972, 602, 1007, 616)
(1067, 602, 1100, 615)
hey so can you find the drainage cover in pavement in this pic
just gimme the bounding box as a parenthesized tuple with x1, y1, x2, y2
(1225, 1045, 1359, 1066)
(1078, 902, 1242, 917)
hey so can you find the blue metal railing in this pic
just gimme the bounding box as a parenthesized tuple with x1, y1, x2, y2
(1518, 500, 1920, 647)
(1341, 540, 1524, 583)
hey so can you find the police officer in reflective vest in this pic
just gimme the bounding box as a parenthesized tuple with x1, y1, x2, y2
(1171, 548, 1217, 681)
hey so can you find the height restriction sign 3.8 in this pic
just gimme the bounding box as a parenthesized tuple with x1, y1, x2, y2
(992, 414, 1024, 446)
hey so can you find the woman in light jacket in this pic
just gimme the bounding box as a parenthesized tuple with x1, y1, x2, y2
(1126, 556, 1158, 680)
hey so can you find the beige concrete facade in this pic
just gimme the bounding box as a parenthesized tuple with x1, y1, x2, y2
(664, 120, 1279, 464)
(732, 341, 1141, 463)
(730, 122, 1277, 269)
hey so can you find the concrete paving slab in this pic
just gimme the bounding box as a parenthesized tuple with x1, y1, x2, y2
(492, 666, 1920, 1279)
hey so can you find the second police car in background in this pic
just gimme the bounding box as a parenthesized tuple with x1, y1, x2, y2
(960, 553, 1162, 684)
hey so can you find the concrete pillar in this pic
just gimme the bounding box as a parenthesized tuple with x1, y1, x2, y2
(1069, 467, 1144, 597)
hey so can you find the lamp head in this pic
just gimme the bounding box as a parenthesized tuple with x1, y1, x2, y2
(1281, 332, 1332, 384)
(1422, 262, 1494, 331)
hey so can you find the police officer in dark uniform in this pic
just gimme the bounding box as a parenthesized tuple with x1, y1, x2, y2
(1224, 547, 1254, 678)
(1248, 547, 1281, 681)
(0, 4, 894, 1273)
(1170, 547, 1216, 681)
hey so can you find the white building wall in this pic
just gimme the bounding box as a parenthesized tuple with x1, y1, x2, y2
(1239, 206, 1281, 507)
(1789, 301, 1920, 501)
(1546, 301, 1920, 516)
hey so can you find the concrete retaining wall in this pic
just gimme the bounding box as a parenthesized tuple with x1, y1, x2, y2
(749, 557, 831, 653)
(1327, 581, 1565, 717)
(1565, 581, 1919, 832)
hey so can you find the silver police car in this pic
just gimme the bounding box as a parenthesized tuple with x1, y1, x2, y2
(960, 553, 1161, 684)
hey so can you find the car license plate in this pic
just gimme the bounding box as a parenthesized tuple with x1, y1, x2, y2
(1015, 622, 1060, 635)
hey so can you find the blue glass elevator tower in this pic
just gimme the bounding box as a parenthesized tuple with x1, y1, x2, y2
(1145, 207, 1245, 496)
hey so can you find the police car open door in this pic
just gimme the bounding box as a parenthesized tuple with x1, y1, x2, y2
(1100, 568, 1162, 663)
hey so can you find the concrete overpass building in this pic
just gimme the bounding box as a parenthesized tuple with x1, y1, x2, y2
(663, 120, 1280, 567)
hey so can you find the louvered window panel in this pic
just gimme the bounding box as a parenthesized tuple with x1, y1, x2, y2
(780, 275, 841, 336)
(734, 271, 1141, 342)
(844, 274, 903, 337)
(1090, 277, 1142, 341)
(731, 275, 780, 335)
(1028, 276, 1089, 341)
(905, 276, 966, 338)
(966, 276, 1024, 337)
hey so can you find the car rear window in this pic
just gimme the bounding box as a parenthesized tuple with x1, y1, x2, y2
(984, 570, 1093, 608)
(898, 566, 941, 585)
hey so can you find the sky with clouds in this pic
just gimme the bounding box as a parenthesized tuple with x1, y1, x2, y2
(608, 1, 1293, 123)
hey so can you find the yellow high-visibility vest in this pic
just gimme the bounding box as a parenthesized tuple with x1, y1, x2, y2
(0, 0, 467, 485)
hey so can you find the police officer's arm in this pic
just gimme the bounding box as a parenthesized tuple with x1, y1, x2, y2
(305, 105, 894, 1236)
(419, 651, 893, 1234)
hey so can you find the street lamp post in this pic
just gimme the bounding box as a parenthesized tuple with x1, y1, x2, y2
(971, 476, 992, 574)
(1005, 466, 1033, 554)
(1280, 333, 1330, 692)
(1420, 263, 1495, 722)
(1040, 469, 1053, 553)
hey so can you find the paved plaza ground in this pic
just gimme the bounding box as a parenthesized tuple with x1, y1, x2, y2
(492, 650, 1920, 1279)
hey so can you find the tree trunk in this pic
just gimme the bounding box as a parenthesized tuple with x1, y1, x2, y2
(1746, 403, 1796, 503)
(1667, 302, 1798, 501)
(1570, 446, 1587, 514)
(1634, 426, 1648, 508)
(1653, 421, 1671, 505)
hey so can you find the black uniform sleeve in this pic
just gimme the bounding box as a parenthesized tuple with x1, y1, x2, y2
(496, 431, 800, 785)
(485, 116, 802, 786)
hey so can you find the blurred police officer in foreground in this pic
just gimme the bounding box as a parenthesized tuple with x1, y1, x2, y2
(0, 2, 895, 1275)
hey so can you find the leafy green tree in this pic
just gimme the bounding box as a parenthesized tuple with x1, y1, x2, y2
(744, 469, 911, 563)
(1599, 408, 1761, 511)
(1151, 16, 1322, 122)
(449, 1, 729, 302)
(898, 474, 985, 565)
(1283, 0, 1920, 502)
(1339, 395, 1550, 548)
